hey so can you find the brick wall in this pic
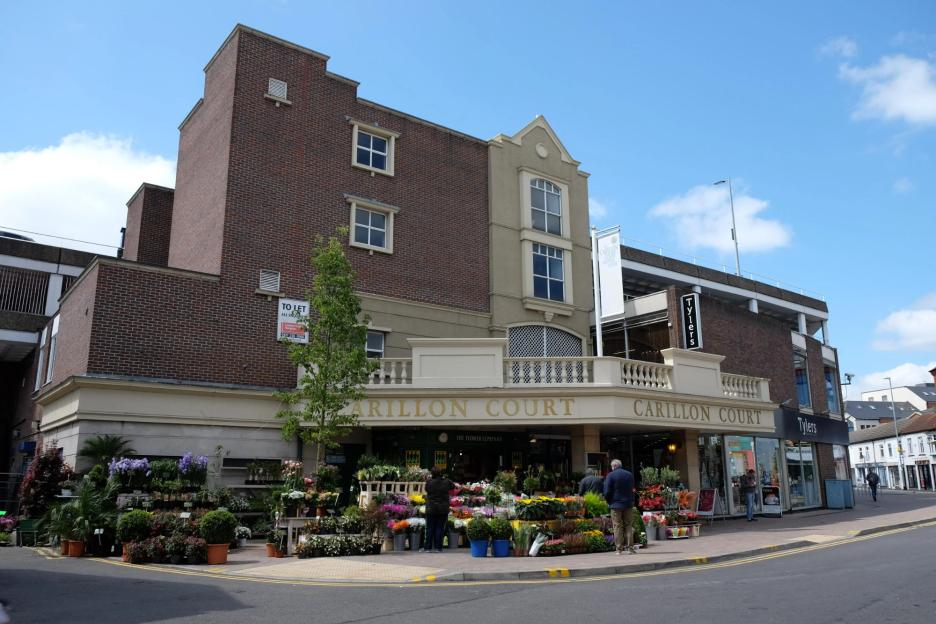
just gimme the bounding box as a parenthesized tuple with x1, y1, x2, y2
(48, 264, 98, 387)
(124, 185, 174, 266)
(221, 30, 490, 313)
(167, 30, 238, 274)
(683, 290, 796, 404)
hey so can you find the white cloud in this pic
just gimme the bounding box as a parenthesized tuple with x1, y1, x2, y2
(819, 36, 858, 59)
(893, 177, 914, 193)
(847, 360, 936, 397)
(840, 55, 936, 125)
(0, 133, 175, 254)
(873, 293, 936, 351)
(648, 183, 792, 254)
(588, 197, 609, 220)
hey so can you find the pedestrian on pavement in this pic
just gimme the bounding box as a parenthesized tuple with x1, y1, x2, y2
(741, 468, 758, 522)
(603, 459, 636, 554)
(424, 468, 454, 552)
(578, 468, 604, 496)
(866, 469, 880, 502)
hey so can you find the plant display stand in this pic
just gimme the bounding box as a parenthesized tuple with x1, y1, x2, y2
(358, 482, 427, 508)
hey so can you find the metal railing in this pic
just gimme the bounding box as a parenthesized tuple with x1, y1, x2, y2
(0, 265, 48, 315)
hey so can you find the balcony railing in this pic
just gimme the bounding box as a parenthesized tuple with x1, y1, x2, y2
(621, 360, 673, 390)
(369, 358, 412, 385)
(0, 265, 49, 315)
(503, 357, 593, 386)
(721, 373, 764, 400)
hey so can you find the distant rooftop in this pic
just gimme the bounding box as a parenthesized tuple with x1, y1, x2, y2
(845, 400, 917, 421)
(849, 409, 936, 443)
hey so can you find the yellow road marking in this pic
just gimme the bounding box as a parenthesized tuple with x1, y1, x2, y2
(63, 519, 936, 589)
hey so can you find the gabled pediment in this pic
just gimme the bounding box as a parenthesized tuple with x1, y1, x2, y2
(491, 115, 580, 166)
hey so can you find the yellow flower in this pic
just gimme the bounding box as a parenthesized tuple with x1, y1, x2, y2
(409, 493, 426, 505)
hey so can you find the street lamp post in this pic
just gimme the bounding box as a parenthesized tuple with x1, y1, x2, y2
(884, 376, 907, 490)
(714, 178, 741, 276)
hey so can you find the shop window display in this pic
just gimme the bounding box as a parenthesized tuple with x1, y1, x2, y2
(725, 436, 756, 515)
(785, 441, 820, 508)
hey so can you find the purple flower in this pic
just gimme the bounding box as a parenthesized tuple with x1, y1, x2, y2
(178, 452, 209, 475)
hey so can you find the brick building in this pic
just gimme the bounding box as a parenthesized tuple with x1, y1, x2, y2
(20, 25, 846, 516)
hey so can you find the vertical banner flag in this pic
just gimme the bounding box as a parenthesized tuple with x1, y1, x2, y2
(277, 298, 309, 343)
(680, 293, 703, 349)
(597, 228, 625, 319)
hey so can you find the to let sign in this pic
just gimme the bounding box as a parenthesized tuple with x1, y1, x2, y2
(277, 298, 309, 343)
(680, 293, 703, 349)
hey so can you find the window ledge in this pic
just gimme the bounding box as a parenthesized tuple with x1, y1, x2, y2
(522, 297, 574, 317)
(352, 161, 393, 177)
(520, 228, 573, 250)
(264, 93, 292, 106)
(255, 288, 285, 298)
(350, 240, 392, 255)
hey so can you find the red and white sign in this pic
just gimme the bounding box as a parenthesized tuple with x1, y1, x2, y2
(277, 298, 309, 343)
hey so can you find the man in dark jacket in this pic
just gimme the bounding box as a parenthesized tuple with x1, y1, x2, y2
(740, 469, 758, 522)
(578, 468, 604, 495)
(424, 468, 454, 552)
(603, 459, 636, 554)
(866, 469, 880, 502)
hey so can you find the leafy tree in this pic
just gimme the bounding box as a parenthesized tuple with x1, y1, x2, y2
(78, 435, 135, 467)
(276, 230, 378, 463)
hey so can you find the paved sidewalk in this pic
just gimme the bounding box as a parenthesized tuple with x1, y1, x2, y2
(128, 490, 936, 583)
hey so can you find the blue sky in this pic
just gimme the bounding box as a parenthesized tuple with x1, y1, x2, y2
(1, 1, 935, 393)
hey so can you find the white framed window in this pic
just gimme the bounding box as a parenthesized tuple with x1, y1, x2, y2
(366, 331, 385, 359)
(34, 328, 48, 392)
(531, 178, 562, 236)
(532, 243, 564, 302)
(350, 121, 398, 176)
(264, 78, 292, 106)
(347, 195, 399, 254)
(45, 316, 60, 385)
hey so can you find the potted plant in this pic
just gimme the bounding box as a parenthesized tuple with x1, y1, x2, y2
(116, 509, 153, 560)
(389, 520, 409, 552)
(465, 517, 491, 558)
(407, 517, 425, 551)
(235, 525, 252, 549)
(522, 476, 540, 495)
(446, 518, 461, 550)
(60, 480, 77, 497)
(166, 533, 187, 564)
(198, 509, 238, 564)
(488, 517, 512, 557)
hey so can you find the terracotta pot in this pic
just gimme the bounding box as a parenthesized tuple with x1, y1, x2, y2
(273, 549, 285, 558)
(60, 540, 68, 556)
(205, 543, 228, 565)
(265, 543, 277, 557)
(66, 540, 85, 557)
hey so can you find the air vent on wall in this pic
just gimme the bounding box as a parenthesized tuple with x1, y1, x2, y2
(259, 269, 281, 293)
(267, 78, 288, 100)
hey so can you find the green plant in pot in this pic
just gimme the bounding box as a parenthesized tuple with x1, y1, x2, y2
(465, 517, 491, 558)
(46, 504, 78, 555)
(522, 476, 540, 494)
(198, 509, 237, 565)
(488, 517, 513, 557)
(166, 533, 187, 564)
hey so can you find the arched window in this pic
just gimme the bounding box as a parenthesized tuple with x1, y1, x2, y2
(531, 178, 561, 236)
(508, 325, 582, 358)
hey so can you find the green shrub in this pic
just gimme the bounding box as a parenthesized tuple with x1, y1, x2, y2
(184, 536, 207, 563)
(583, 492, 609, 518)
(522, 476, 540, 493)
(198, 510, 237, 544)
(488, 517, 513, 540)
(0, 532, 10, 544)
(166, 533, 187, 557)
(84, 465, 108, 492)
(465, 517, 490, 542)
(117, 510, 153, 543)
(494, 470, 517, 494)
(149, 459, 180, 483)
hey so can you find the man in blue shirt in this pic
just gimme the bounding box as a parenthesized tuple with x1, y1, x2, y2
(603, 459, 636, 554)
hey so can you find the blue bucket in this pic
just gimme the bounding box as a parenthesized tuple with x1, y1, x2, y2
(491, 539, 511, 557)
(469, 539, 489, 557)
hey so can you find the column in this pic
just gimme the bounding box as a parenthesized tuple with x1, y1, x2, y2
(821, 320, 830, 345)
(571, 424, 601, 474)
(748, 299, 759, 314)
(682, 430, 701, 493)
(797, 313, 807, 335)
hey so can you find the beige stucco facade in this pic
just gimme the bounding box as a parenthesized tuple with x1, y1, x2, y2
(488, 117, 593, 341)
